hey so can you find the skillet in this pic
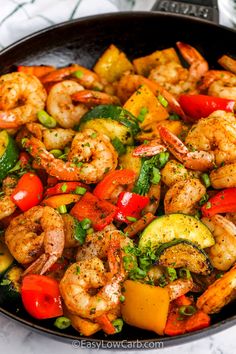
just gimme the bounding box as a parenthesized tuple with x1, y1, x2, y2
(0, 0, 236, 348)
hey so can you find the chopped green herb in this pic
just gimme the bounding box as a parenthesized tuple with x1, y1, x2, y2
(179, 268, 191, 280)
(205, 201, 212, 209)
(73, 218, 86, 245)
(50, 149, 63, 158)
(75, 186, 87, 195)
(201, 173, 211, 188)
(80, 218, 92, 230)
(169, 113, 180, 121)
(0, 279, 11, 286)
(158, 275, 168, 287)
(57, 205, 67, 214)
(137, 107, 148, 123)
(76, 266, 80, 274)
(216, 272, 224, 279)
(179, 305, 196, 316)
(61, 183, 68, 193)
(91, 132, 97, 139)
(157, 94, 168, 108)
(54, 316, 71, 330)
(86, 227, 94, 235)
(37, 110, 57, 128)
(199, 193, 209, 206)
(73, 70, 84, 79)
(166, 267, 177, 282)
(112, 318, 124, 333)
(119, 295, 125, 303)
(151, 166, 161, 184)
(126, 216, 137, 222)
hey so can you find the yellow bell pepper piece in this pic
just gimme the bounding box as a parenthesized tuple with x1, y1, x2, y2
(121, 280, 170, 335)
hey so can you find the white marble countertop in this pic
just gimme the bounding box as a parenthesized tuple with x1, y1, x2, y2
(0, 1, 235, 353)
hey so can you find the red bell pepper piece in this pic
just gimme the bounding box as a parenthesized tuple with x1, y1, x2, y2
(70, 192, 117, 231)
(45, 181, 88, 197)
(11, 173, 43, 211)
(21, 274, 63, 320)
(115, 191, 149, 223)
(164, 303, 187, 336)
(93, 169, 136, 200)
(47, 176, 58, 187)
(201, 188, 236, 217)
(179, 94, 235, 120)
(185, 310, 211, 332)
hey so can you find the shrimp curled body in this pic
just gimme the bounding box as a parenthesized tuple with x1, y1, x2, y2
(0, 72, 47, 128)
(5, 206, 65, 275)
(24, 128, 118, 183)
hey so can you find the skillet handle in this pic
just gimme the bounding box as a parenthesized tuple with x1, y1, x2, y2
(151, 0, 219, 24)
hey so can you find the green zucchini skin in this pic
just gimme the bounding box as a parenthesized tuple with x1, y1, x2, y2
(77, 104, 140, 136)
(0, 130, 19, 182)
(0, 240, 14, 277)
(156, 239, 213, 275)
(139, 213, 215, 252)
(0, 264, 23, 305)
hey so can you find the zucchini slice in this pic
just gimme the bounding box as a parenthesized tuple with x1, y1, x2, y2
(139, 213, 215, 251)
(0, 264, 23, 304)
(0, 130, 19, 182)
(0, 240, 14, 277)
(156, 239, 212, 275)
(77, 105, 140, 145)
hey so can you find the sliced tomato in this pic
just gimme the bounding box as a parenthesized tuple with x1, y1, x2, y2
(93, 169, 136, 200)
(21, 274, 63, 320)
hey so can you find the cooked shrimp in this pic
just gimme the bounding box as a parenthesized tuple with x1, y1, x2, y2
(26, 122, 75, 150)
(202, 215, 236, 271)
(24, 128, 117, 183)
(164, 178, 206, 215)
(148, 41, 208, 97)
(0, 72, 47, 128)
(60, 241, 126, 320)
(76, 228, 131, 261)
(0, 176, 17, 220)
(46, 80, 88, 128)
(41, 64, 103, 90)
(197, 264, 236, 314)
(218, 55, 236, 75)
(200, 70, 236, 100)
(165, 278, 194, 301)
(161, 160, 189, 187)
(185, 111, 236, 167)
(116, 74, 186, 119)
(5, 206, 65, 275)
(210, 162, 236, 189)
(159, 126, 215, 171)
(71, 90, 120, 106)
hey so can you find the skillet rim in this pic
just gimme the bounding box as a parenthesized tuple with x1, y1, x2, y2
(0, 10, 236, 348)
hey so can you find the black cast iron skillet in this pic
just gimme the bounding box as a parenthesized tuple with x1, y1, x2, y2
(0, 0, 236, 348)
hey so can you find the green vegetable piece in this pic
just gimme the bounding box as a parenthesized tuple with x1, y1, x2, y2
(201, 173, 211, 188)
(74, 218, 86, 245)
(179, 268, 191, 280)
(54, 316, 71, 330)
(112, 137, 126, 155)
(137, 107, 148, 123)
(126, 216, 137, 222)
(50, 149, 63, 158)
(37, 110, 57, 128)
(112, 318, 124, 333)
(157, 94, 168, 108)
(75, 186, 87, 195)
(179, 305, 196, 316)
(80, 218, 92, 230)
(57, 205, 67, 214)
(73, 70, 84, 79)
(166, 267, 177, 282)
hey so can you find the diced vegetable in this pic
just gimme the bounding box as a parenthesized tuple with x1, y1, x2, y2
(37, 110, 57, 128)
(123, 85, 169, 128)
(0, 130, 19, 181)
(0, 265, 23, 304)
(0, 240, 14, 277)
(93, 169, 136, 200)
(201, 188, 236, 217)
(139, 214, 215, 251)
(121, 280, 170, 335)
(70, 192, 117, 231)
(124, 212, 156, 238)
(54, 316, 71, 330)
(21, 274, 63, 320)
(11, 173, 43, 212)
(133, 47, 180, 76)
(156, 239, 213, 275)
(78, 104, 140, 145)
(42, 194, 80, 209)
(93, 44, 133, 82)
(115, 192, 149, 223)
(179, 94, 235, 120)
(45, 182, 88, 197)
